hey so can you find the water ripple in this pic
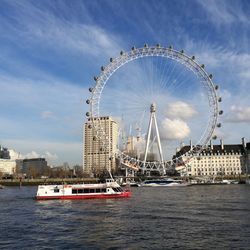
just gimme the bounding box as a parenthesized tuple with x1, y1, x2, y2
(0, 185, 250, 249)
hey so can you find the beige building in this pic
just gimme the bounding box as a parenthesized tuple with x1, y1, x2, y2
(174, 138, 248, 177)
(0, 159, 16, 175)
(84, 117, 118, 175)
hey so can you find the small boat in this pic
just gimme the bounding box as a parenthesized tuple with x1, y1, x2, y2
(36, 179, 131, 200)
(129, 182, 141, 187)
(0, 184, 4, 189)
(221, 179, 239, 184)
(141, 178, 191, 187)
(121, 181, 141, 187)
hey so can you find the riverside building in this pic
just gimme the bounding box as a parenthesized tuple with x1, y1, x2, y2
(0, 159, 16, 176)
(174, 138, 248, 177)
(245, 142, 250, 175)
(0, 146, 16, 176)
(84, 117, 118, 175)
(22, 158, 48, 176)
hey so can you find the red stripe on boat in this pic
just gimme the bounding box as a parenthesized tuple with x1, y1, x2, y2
(36, 192, 131, 200)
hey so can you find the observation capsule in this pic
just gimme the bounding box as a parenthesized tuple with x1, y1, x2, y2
(94, 76, 98, 81)
(89, 87, 93, 92)
(93, 136, 97, 141)
(156, 43, 160, 48)
(86, 99, 90, 104)
(86, 112, 90, 117)
(217, 123, 222, 128)
(131, 46, 136, 51)
(219, 110, 223, 115)
(209, 74, 213, 79)
(218, 97, 222, 102)
(192, 56, 195, 60)
(110, 58, 113, 62)
(120, 50, 124, 55)
(169, 45, 173, 49)
(215, 85, 219, 90)
(88, 124, 92, 129)
(212, 135, 217, 140)
(101, 66, 105, 71)
(180, 49, 184, 53)
(201, 64, 205, 68)
(144, 43, 148, 48)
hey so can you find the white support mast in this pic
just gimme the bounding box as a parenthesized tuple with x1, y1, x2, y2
(143, 103, 164, 174)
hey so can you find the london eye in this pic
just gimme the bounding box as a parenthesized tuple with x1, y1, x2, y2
(86, 44, 222, 174)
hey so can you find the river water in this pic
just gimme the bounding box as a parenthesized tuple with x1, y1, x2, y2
(0, 185, 250, 250)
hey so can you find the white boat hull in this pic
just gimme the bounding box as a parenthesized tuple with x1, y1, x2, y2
(141, 179, 191, 187)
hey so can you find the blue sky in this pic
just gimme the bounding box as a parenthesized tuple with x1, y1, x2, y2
(0, 0, 250, 166)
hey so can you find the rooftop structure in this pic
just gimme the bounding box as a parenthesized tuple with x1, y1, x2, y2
(0, 146, 10, 159)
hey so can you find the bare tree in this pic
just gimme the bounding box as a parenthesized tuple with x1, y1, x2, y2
(27, 166, 38, 179)
(0, 170, 3, 179)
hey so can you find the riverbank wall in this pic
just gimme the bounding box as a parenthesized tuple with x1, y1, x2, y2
(0, 178, 98, 186)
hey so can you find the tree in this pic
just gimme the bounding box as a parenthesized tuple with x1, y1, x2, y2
(27, 166, 39, 179)
(73, 165, 84, 178)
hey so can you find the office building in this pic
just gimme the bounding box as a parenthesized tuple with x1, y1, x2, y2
(22, 158, 48, 177)
(84, 117, 118, 175)
(0, 146, 15, 176)
(0, 159, 16, 176)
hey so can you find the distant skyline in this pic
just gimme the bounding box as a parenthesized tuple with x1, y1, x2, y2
(0, 0, 250, 166)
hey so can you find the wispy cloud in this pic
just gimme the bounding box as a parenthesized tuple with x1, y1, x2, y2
(6, 139, 81, 166)
(41, 111, 56, 119)
(0, 0, 250, 165)
(0, 0, 123, 59)
(0, 72, 87, 145)
(0, 0, 127, 165)
(225, 106, 250, 123)
(196, 0, 249, 25)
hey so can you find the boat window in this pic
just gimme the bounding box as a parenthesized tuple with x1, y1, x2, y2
(112, 187, 122, 192)
(96, 188, 101, 193)
(89, 189, 95, 193)
(101, 188, 106, 192)
(78, 189, 83, 193)
(84, 189, 89, 193)
(72, 189, 77, 194)
(54, 188, 60, 193)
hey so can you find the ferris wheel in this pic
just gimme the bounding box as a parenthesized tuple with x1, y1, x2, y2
(86, 44, 222, 174)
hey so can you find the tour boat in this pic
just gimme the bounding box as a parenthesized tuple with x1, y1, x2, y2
(141, 178, 191, 187)
(36, 179, 131, 200)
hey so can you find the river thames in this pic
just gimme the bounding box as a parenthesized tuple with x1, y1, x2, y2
(0, 185, 250, 249)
